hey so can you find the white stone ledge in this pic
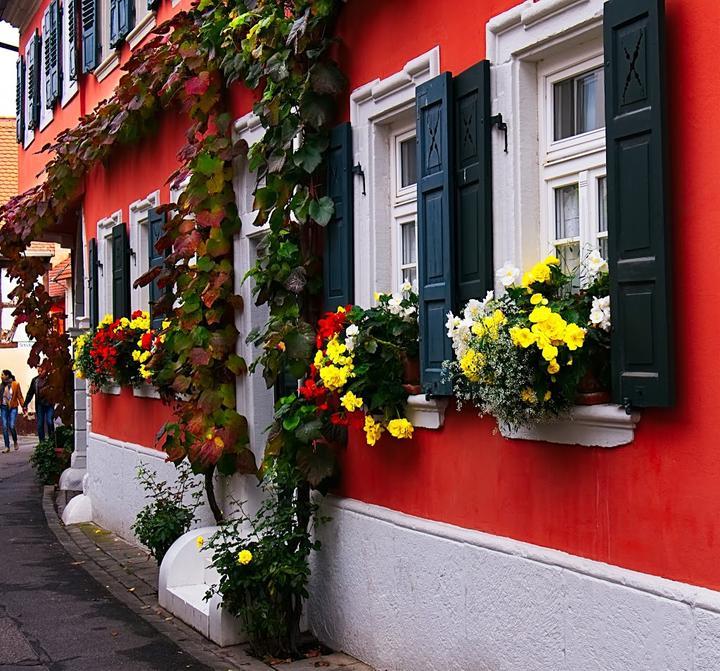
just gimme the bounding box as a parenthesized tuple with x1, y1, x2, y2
(95, 52, 119, 82)
(500, 404, 640, 448)
(127, 11, 156, 49)
(133, 383, 161, 400)
(405, 394, 448, 430)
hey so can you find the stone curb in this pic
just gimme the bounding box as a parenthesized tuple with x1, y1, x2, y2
(42, 485, 271, 671)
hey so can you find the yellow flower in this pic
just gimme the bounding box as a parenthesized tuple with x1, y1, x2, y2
(530, 262, 551, 284)
(363, 416, 384, 446)
(196, 536, 204, 549)
(373, 291, 381, 302)
(544, 255, 560, 266)
(326, 336, 352, 365)
(534, 312, 567, 341)
(459, 349, 485, 382)
(509, 327, 535, 349)
(387, 418, 414, 440)
(471, 322, 486, 337)
(340, 391, 364, 412)
(547, 359, 560, 374)
(541, 344, 558, 362)
(277, 341, 286, 352)
(563, 323, 586, 351)
(161, 319, 171, 330)
(319, 364, 353, 391)
(529, 306, 552, 323)
(118, 317, 130, 329)
(237, 549, 253, 565)
(139, 365, 152, 380)
(520, 388, 537, 404)
(544, 390, 552, 401)
(530, 293, 544, 305)
(336, 306, 346, 314)
(313, 350, 325, 368)
(100, 314, 113, 326)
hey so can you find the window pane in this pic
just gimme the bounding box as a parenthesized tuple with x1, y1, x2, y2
(555, 184, 580, 240)
(555, 242, 581, 275)
(598, 176, 607, 233)
(576, 68, 604, 134)
(402, 267, 417, 289)
(400, 137, 417, 188)
(553, 78, 574, 141)
(401, 221, 417, 265)
(598, 237, 608, 260)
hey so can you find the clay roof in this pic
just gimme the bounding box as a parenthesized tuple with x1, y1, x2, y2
(49, 257, 71, 299)
(0, 118, 18, 208)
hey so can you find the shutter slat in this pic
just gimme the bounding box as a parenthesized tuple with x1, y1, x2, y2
(81, 0, 99, 73)
(604, 0, 673, 407)
(67, 0, 78, 81)
(15, 57, 24, 144)
(323, 122, 354, 312)
(88, 238, 99, 329)
(417, 72, 455, 396)
(111, 224, 131, 319)
(453, 59, 493, 308)
(43, 1, 61, 108)
(147, 208, 167, 329)
(110, 0, 134, 49)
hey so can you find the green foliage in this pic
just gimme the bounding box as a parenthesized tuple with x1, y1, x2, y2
(205, 465, 320, 659)
(131, 461, 203, 564)
(30, 426, 74, 485)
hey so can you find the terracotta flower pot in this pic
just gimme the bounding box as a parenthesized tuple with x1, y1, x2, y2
(575, 368, 611, 405)
(401, 354, 421, 396)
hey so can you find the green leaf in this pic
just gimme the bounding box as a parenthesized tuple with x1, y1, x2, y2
(296, 441, 337, 488)
(308, 197, 334, 227)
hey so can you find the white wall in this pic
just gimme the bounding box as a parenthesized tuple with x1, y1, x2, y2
(309, 496, 720, 671)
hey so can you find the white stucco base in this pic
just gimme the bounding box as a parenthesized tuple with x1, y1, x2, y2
(309, 497, 720, 671)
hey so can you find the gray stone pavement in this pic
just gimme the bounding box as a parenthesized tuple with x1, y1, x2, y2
(2, 435, 373, 671)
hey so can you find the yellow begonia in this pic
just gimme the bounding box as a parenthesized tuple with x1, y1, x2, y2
(319, 364, 353, 391)
(340, 391, 364, 412)
(237, 549, 253, 565)
(510, 326, 536, 349)
(161, 320, 171, 330)
(529, 306, 552, 323)
(533, 312, 567, 341)
(471, 322, 486, 337)
(459, 349, 485, 382)
(547, 359, 560, 375)
(364, 416, 384, 446)
(196, 536, 204, 549)
(100, 314, 113, 326)
(541, 344, 558, 362)
(520, 388, 537, 404)
(544, 255, 560, 266)
(326, 336, 352, 366)
(139, 365, 152, 380)
(521, 272, 534, 289)
(313, 349, 325, 368)
(563, 323, 586, 350)
(544, 390, 552, 401)
(530, 293, 544, 305)
(387, 418, 414, 440)
(530, 262, 551, 284)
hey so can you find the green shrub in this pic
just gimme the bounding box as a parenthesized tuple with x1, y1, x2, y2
(131, 461, 202, 564)
(29, 427, 74, 485)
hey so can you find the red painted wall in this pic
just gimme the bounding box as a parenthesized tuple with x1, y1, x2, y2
(16, 0, 720, 595)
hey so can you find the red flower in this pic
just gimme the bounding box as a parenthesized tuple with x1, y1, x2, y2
(140, 332, 153, 350)
(330, 412, 348, 426)
(131, 310, 144, 319)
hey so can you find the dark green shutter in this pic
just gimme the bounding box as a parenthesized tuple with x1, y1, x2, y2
(111, 223, 131, 319)
(147, 207, 167, 329)
(27, 32, 41, 130)
(81, 0, 99, 73)
(110, 0, 134, 49)
(147, 0, 160, 10)
(323, 122, 354, 311)
(416, 72, 455, 396)
(15, 57, 24, 144)
(67, 0, 78, 81)
(604, 0, 673, 408)
(43, 1, 61, 108)
(453, 60, 493, 308)
(88, 238, 99, 329)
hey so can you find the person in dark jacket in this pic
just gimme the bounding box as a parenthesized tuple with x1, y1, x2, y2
(23, 367, 54, 443)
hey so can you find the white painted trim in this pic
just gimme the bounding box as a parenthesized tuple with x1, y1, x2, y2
(500, 403, 640, 447)
(324, 495, 720, 615)
(38, 20, 53, 132)
(486, 0, 605, 283)
(350, 47, 440, 306)
(60, 0, 79, 108)
(132, 382, 161, 400)
(128, 190, 160, 316)
(94, 51, 119, 83)
(89, 430, 164, 460)
(126, 9, 156, 49)
(100, 384, 121, 396)
(405, 394, 448, 430)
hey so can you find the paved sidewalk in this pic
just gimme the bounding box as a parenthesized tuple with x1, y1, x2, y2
(39, 439, 374, 671)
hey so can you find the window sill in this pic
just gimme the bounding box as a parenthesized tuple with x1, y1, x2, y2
(101, 384, 121, 396)
(499, 404, 640, 448)
(127, 12, 156, 50)
(405, 394, 448, 430)
(95, 52, 120, 83)
(133, 383, 161, 400)
(61, 84, 79, 109)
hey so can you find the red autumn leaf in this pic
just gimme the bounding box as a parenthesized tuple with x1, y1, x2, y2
(184, 71, 210, 97)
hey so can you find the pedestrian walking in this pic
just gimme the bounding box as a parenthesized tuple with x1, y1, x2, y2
(23, 366, 55, 443)
(0, 370, 24, 453)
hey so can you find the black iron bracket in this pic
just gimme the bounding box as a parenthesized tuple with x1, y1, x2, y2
(622, 397, 633, 415)
(490, 113, 508, 154)
(352, 163, 366, 196)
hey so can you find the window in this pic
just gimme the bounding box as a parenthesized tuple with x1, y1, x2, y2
(391, 128, 418, 290)
(129, 191, 160, 318)
(539, 53, 606, 274)
(23, 34, 39, 147)
(39, 14, 54, 131)
(61, 0, 79, 105)
(96, 210, 122, 319)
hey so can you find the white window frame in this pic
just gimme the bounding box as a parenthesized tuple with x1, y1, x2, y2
(61, 0, 79, 106)
(127, 0, 156, 49)
(95, 0, 119, 82)
(390, 125, 418, 292)
(96, 210, 122, 321)
(538, 50, 606, 270)
(350, 47, 439, 306)
(23, 39, 35, 149)
(128, 190, 160, 316)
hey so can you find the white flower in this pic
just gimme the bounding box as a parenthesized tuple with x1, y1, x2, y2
(402, 306, 417, 321)
(400, 280, 413, 294)
(479, 290, 494, 313)
(589, 295, 611, 331)
(587, 249, 608, 276)
(496, 262, 520, 288)
(446, 312, 461, 338)
(345, 337, 355, 352)
(463, 299, 484, 321)
(346, 324, 359, 337)
(387, 296, 403, 315)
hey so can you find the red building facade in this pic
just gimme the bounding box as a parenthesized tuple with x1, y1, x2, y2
(6, 0, 720, 668)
